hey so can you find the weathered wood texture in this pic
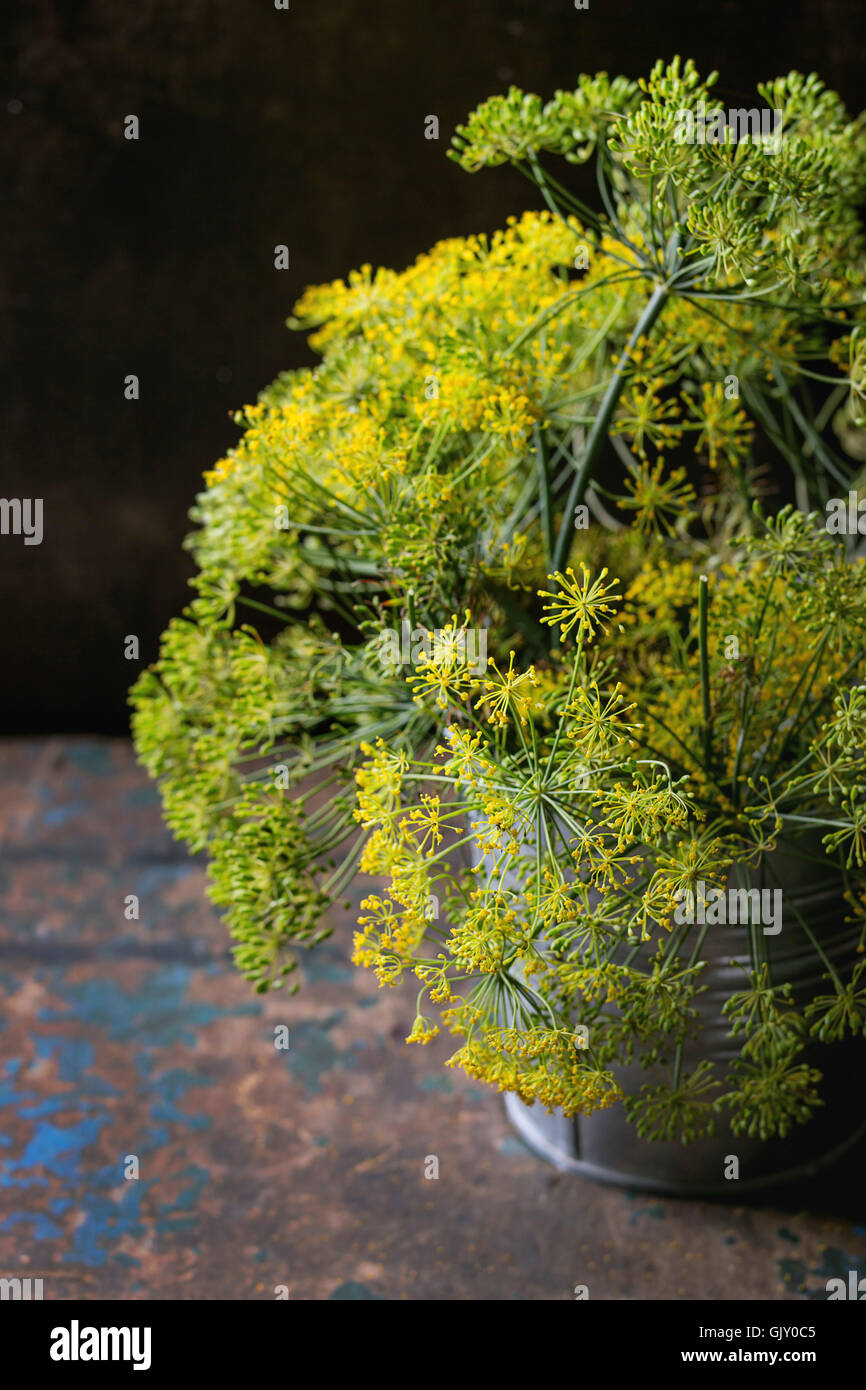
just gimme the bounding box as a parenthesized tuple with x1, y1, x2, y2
(0, 738, 865, 1299)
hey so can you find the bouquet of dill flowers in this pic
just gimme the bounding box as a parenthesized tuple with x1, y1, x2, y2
(132, 59, 866, 1165)
(354, 516, 866, 1149)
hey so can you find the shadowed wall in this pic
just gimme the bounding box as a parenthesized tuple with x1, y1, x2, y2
(2, 0, 864, 730)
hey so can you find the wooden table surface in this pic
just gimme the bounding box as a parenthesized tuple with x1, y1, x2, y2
(1, 738, 864, 1300)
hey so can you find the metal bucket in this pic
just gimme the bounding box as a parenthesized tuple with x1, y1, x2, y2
(477, 833, 866, 1195)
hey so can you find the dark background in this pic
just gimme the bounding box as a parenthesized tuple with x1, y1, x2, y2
(2, 0, 864, 733)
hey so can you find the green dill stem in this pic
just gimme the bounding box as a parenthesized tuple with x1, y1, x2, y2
(235, 594, 290, 624)
(671, 1040, 685, 1093)
(322, 833, 369, 896)
(698, 574, 712, 776)
(542, 634, 585, 783)
(535, 425, 554, 571)
(552, 280, 669, 575)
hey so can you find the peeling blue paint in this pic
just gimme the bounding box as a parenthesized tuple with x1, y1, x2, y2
(419, 1074, 453, 1094)
(43, 804, 89, 827)
(0, 957, 263, 1269)
(498, 1136, 531, 1156)
(0, 1211, 65, 1240)
(329, 1281, 385, 1300)
(302, 945, 354, 984)
(63, 744, 116, 776)
(284, 1014, 353, 1094)
(134, 864, 193, 896)
(627, 1203, 665, 1225)
(157, 1165, 209, 1215)
(37, 965, 259, 1046)
(3, 1117, 110, 1182)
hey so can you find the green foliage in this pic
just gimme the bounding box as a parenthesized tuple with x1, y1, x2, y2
(132, 58, 866, 1142)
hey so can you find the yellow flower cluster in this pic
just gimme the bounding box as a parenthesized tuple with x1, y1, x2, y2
(406, 614, 479, 712)
(539, 563, 623, 643)
(406, 1015, 440, 1045)
(447, 890, 526, 973)
(446, 1028, 623, 1117)
(475, 652, 539, 727)
(352, 894, 425, 986)
(686, 381, 754, 471)
(198, 210, 656, 593)
(354, 738, 409, 827)
(623, 557, 698, 627)
(435, 726, 530, 855)
(415, 369, 538, 453)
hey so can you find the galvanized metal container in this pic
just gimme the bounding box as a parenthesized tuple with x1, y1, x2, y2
(476, 833, 866, 1195)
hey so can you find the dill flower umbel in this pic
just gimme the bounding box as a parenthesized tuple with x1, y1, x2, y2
(406, 614, 479, 712)
(475, 652, 539, 727)
(446, 1028, 623, 1117)
(538, 564, 623, 643)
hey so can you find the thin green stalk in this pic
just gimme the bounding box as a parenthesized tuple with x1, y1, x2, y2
(535, 425, 554, 571)
(551, 280, 669, 575)
(698, 574, 712, 776)
(542, 635, 585, 782)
